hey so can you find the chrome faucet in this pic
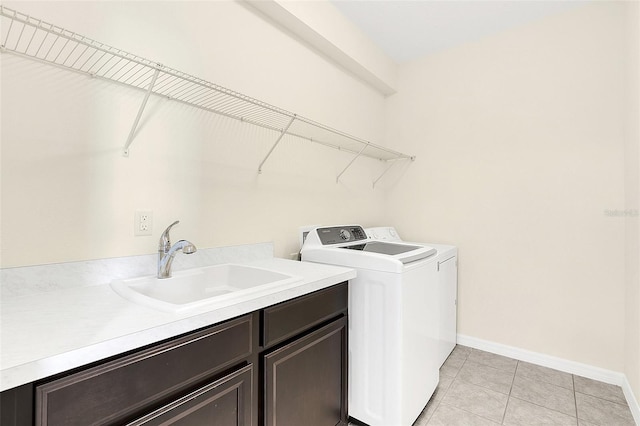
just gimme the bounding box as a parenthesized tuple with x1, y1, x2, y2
(158, 220, 197, 279)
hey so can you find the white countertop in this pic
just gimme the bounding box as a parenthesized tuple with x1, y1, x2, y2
(0, 257, 355, 392)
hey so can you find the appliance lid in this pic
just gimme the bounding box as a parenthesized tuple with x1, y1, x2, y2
(340, 241, 423, 255)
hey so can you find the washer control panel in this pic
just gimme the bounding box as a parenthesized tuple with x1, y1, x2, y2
(317, 226, 367, 245)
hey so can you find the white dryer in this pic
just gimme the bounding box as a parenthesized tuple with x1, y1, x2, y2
(301, 225, 440, 426)
(366, 227, 458, 367)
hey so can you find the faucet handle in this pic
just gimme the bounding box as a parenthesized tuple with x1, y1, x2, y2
(159, 220, 180, 251)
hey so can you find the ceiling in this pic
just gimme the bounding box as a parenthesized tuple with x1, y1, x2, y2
(330, 0, 590, 63)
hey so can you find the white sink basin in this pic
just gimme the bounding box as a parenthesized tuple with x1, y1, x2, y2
(110, 263, 302, 313)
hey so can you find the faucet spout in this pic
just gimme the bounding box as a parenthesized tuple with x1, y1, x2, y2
(158, 220, 180, 253)
(157, 221, 197, 279)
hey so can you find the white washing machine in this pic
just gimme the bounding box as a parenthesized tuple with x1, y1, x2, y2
(366, 227, 458, 367)
(300, 225, 441, 426)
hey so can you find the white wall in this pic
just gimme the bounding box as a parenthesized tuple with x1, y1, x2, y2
(246, 0, 398, 95)
(384, 3, 630, 372)
(624, 0, 640, 405)
(0, 1, 393, 267)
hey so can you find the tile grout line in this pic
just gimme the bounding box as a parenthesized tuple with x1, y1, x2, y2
(423, 399, 440, 425)
(425, 370, 455, 425)
(452, 347, 470, 379)
(469, 352, 581, 423)
(509, 373, 580, 419)
(501, 359, 519, 424)
(445, 405, 504, 425)
(575, 390, 633, 408)
(513, 361, 632, 424)
(507, 395, 582, 421)
(438, 348, 508, 425)
(448, 348, 522, 424)
(572, 377, 629, 407)
(572, 390, 637, 425)
(507, 366, 582, 421)
(573, 374, 579, 422)
(424, 348, 468, 425)
(429, 348, 464, 424)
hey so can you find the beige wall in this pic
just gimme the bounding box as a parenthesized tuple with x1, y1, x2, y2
(0, 1, 393, 267)
(625, 0, 640, 404)
(384, 3, 630, 372)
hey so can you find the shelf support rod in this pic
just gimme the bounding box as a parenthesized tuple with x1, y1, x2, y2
(336, 144, 368, 183)
(123, 66, 161, 157)
(258, 115, 296, 174)
(372, 156, 415, 188)
(372, 160, 398, 189)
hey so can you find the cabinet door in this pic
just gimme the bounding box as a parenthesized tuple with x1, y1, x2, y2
(263, 317, 347, 426)
(438, 255, 458, 365)
(127, 364, 253, 426)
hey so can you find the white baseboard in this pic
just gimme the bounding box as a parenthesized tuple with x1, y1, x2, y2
(623, 376, 640, 426)
(457, 334, 640, 425)
(456, 334, 624, 384)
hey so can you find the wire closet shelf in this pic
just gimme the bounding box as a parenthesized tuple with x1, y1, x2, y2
(0, 5, 415, 184)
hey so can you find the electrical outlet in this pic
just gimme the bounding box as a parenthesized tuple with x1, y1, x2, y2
(134, 210, 153, 236)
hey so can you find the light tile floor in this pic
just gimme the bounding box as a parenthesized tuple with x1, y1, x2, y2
(416, 345, 636, 426)
(350, 345, 637, 426)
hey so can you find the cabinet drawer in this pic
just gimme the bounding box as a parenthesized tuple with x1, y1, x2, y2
(36, 315, 253, 426)
(126, 364, 253, 426)
(262, 282, 347, 348)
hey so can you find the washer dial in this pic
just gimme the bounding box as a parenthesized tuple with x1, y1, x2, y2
(339, 229, 351, 241)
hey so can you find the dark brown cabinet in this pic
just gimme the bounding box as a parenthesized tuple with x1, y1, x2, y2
(0, 281, 348, 426)
(263, 318, 347, 426)
(260, 282, 348, 426)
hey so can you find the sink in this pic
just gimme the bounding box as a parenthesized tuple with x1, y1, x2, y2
(110, 264, 302, 313)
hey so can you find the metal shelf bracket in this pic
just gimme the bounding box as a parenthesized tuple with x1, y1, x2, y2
(258, 115, 296, 173)
(372, 156, 415, 188)
(373, 160, 397, 189)
(123, 66, 161, 157)
(336, 144, 368, 183)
